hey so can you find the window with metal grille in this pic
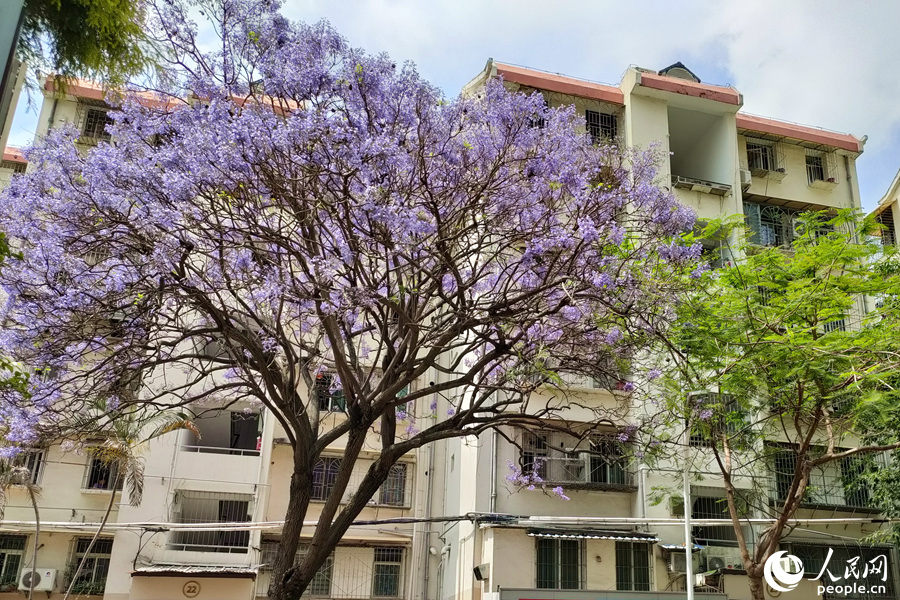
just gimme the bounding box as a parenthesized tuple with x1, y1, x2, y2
(66, 537, 113, 596)
(823, 318, 847, 333)
(840, 455, 872, 508)
(585, 110, 617, 144)
(169, 491, 251, 552)
(0, 536, 26, 590)
(689, 393, 742, 447)
(772, 448, 797, 504)
(372, 547, 404, 597)
(615, 541, 651, 591)
(587, 437, 627, 485)
(0, 161, 25, 173)
(522, 432, 549, 479)
(82, 108, 113, 140)
(691, 496, 740, 544)
(82, 453, 123, 491)
(312, 457, 342, 501)
(535, 538, 583, 589)
(878, 211, 896, 247)
(744, 202, 800, 248)
(316, 374, 346, 412)
(9, 449, 45, 486)
(379, 463, 407, 506)
(746, 141, 776, 172)
(806, 152, 826, 184)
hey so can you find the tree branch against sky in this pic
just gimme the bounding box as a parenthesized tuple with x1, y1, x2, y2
(0, 1, 700, 599)
(655, 212, 900, 600)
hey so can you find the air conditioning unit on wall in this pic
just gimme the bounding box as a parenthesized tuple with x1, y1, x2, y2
(704, 546, 744, 571)
(667, 551, 700, 573)
(18, 568, 56, 592)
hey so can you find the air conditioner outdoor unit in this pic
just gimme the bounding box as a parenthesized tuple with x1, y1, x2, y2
(704, 547, 744, 571)
(18, 568, 56, 592)
(739, 169, 752, 191)
(779, 556, 801, 574)
(668, 552, 700, 573)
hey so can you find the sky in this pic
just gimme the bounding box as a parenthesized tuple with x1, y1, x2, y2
(7, 0, 900, 211)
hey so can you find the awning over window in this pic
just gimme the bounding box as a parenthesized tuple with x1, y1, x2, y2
(132, 564, 259, 579)
(527, 529, 659, 543)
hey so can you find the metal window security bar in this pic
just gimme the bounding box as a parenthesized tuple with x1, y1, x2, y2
(81, 107, 113, 141)
(82, 453, 124, 491)
(65, 537, 113, 596)
(771, 447, 882, 509)
(378, 464, 407, 506)
(0, 535, 26, 591)
(169, 491, 252, 553)
(878, 210, 896, 247)
(317, 374, 347, 412)
(8, 449, 44, 485)
(585, 110, 617, 144)
(823, 318, 847, 333)
(0, 160, 25, 173)
(257, 544, 406, 599)
(522, 432, 634, 488)
(614, 541, 651, 592)
(806, 151, 826, 183)
(536, 537, 584, 589)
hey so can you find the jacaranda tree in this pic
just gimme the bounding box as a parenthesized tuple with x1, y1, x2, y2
(0, 2, 698, 598)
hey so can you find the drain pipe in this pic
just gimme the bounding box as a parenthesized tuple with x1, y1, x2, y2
(489, 427, 497, 513)
(422, 382, 439, 600)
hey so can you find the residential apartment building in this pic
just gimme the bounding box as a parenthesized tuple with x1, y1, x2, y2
(436, 59, 893, 600)
(0, 61, 891, 600)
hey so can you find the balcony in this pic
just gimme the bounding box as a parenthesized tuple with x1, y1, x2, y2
(535, 455, 635, 491)
(770, 450, 881, 512)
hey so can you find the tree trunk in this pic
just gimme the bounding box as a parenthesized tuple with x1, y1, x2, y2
(26, 488, 39, 600)
(747, 564, 766, 600)
(63, 469, 119, 600)
(268, 462, 312, 600)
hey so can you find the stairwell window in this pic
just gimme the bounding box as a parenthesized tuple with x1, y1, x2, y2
(0, 536, 26, 591)
(65, 537, 112, 596)
(535, 538, 584, 589)
(372, 547, 404, 597)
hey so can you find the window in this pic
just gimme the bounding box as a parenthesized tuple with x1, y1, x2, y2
(522, 432, 549, 479)
(372, 547, 404, 597)
(0, 536, 26, 591)
(0, 161, 25, 174)
(587, 437, 628, 485)
(878, 210, 896, 247)
(691, 496, 740, 545)
(806, 152, 826, 183)
(66, 537, 112, 596)
(773, 448, 797, 504)
(316, 374, 346, 412)
(10, 449, 45, 486)
(82, 108, 113, 141)
(689, 393, 743, 447)
(169, 491, 251, 552)
(823, 318, 847, 333)
(379, 463, 407, 506)
(585, 110, 617, 144)
(520, 431, 632, 487)
(746, 140, 777, 172)
(82, 454, 122, 491)
(744, 202, 796, 248)
(311, 457, 342, 501)
(840, 455, 872, 507)
(615, 541, 651, 591)
(772, 445, 877, 509)
(536, 538, 583, 589)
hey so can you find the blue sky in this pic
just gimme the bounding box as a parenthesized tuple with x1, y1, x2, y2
(8, 0, 900, 211)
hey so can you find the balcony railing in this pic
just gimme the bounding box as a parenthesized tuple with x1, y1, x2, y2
(181, 444, 260, 457)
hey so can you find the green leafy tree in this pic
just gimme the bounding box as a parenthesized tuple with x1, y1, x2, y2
(657, 211, 900, 600)
(17, 0, 149, 85)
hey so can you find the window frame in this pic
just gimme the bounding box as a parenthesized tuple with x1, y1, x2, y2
(535, 537, 585, 590)
(316, 374, 346, 412)
(378, 463, 408, 507)
(65, 537, 113, 596)
(311, 457, 342, 502)
(81, 107, 114, 141)
(9, 449, 45, 486)
(0, 535, 26, 591)
(585, 109, 618, 145)
(82, 453, 123, 491)
(615, 540, 651, 592)
(372, 547, 404, 598)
